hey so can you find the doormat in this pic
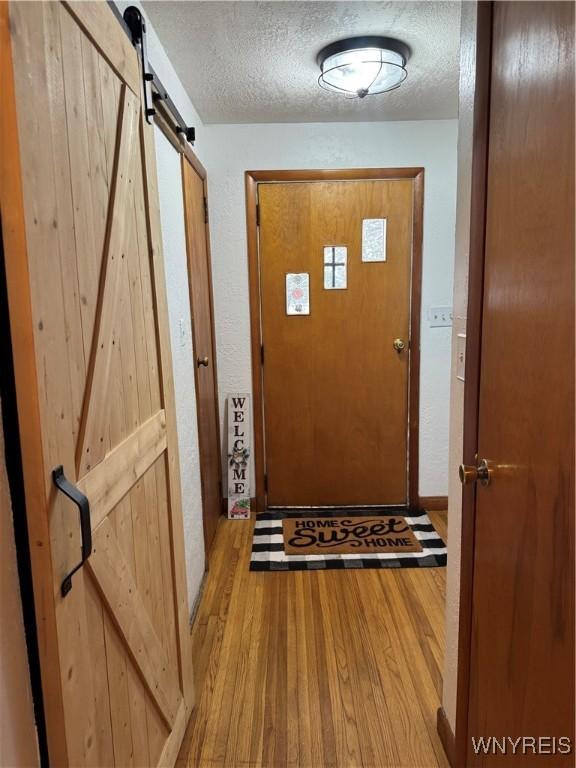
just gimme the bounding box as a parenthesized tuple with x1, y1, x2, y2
(283, 516, 423, 555)
(250, 509, 446, 571)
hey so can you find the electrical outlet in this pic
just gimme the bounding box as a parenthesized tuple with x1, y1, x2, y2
(428, 305, 453, 327)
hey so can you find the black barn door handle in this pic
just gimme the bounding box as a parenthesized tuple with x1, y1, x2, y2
(52, 465, 92, 597)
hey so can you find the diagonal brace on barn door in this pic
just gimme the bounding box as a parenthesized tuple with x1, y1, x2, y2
(88, 517, 182, 729)
(75, 84, 140, 477)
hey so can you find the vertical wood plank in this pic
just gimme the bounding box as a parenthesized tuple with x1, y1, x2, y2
(130, 164, 170, 762)
(5, 4, 101, 763)
(290, 573, 312, 767)
(341, 573, 403, 766)
(84, 577, 115, 767)
(123, 184, 164, 766)
(126, 661, 151, 768)
(95, 50, 121, 463)
(59, 8, 100, 373)
(48, 3, 87, 449)
(155, 457, 179, 680)
(305, 575, 337, 768)
(103, 137, 137, 766)
(316, 573, 362, 767)
(223, 561, 265, 766)
(133, 159, 162, 413)
(104, 613, 135, 768)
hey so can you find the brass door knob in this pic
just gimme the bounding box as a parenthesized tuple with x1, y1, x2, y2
(197, 356, 209, 367)
(393, 338, 406, 352)
(459, 458, 492, 487)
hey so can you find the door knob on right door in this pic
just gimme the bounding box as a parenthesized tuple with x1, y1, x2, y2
(393, 338, 406, 352)
(459, 458, 492, 486)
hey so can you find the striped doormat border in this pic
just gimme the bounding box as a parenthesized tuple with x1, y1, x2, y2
(250, 508, 447, 571)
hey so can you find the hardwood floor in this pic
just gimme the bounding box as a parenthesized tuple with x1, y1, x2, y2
(177, 512, 449, 768)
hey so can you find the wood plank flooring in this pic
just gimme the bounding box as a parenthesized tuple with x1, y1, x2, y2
(177, 512, 449, 768)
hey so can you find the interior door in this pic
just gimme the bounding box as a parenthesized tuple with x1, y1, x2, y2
(467, 2, 574, 762)
(258, 179, 414, 507)
(181, 158, 222, 556)
(2, 3, 193, 765)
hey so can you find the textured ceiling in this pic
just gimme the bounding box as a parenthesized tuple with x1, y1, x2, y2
(143, 1, 461, 124)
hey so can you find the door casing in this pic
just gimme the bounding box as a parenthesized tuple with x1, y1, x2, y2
(181, 154, 223, 559)
(245, 168, 424, 513)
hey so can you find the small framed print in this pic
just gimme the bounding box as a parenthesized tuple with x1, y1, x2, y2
(362, 218, 387, 262)
(286, 273, 310, 315)
(323, 246, 347, 289)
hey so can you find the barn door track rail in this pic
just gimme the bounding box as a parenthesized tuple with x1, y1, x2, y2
(120, 4, 196, 145)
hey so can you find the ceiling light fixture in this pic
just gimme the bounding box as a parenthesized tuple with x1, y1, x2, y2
(317, 36, 410, 99)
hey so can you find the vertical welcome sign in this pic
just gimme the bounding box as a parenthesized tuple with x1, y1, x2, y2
(227, 394, 251, 519)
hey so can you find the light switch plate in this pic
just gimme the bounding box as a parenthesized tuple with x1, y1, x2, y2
(456, 333, 466, 381)
(429, 305, 453, 327)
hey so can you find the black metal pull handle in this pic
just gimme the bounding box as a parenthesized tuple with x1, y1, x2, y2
(52, 465, 92, 597)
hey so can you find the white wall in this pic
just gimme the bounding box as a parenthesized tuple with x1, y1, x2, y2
(203, 120, 458, 497)
(115, 1, 208, 613)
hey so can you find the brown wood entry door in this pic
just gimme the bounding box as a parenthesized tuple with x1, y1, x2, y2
(466, 2, 574, 762)
(258, 179, 416, 507)
(2, 3, 193, 766)
(181, 158, 222, 556)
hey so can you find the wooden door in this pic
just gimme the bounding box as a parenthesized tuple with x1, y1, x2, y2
(467, 2, 574, 762)
(181, 158, 222, 556)
(258, 179, 416, 507)
(1, 3, 193, 765)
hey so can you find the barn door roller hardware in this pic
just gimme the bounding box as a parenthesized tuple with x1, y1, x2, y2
(123, 5, 195, 145)
(52, 466, 92, 597)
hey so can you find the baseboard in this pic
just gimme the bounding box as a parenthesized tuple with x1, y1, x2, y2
(419, 495, 448, 511)
(189, 571, 208, 630)
(436, 707, 456, 767)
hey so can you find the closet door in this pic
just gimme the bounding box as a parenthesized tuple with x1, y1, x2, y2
(466, 3, 574, 763)
(182, 157, 222, 557)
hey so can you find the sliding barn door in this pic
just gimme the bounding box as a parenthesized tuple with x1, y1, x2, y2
(2, 3, 193, 766)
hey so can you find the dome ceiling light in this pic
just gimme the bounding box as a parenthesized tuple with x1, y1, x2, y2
(317, 36, 411, 99)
